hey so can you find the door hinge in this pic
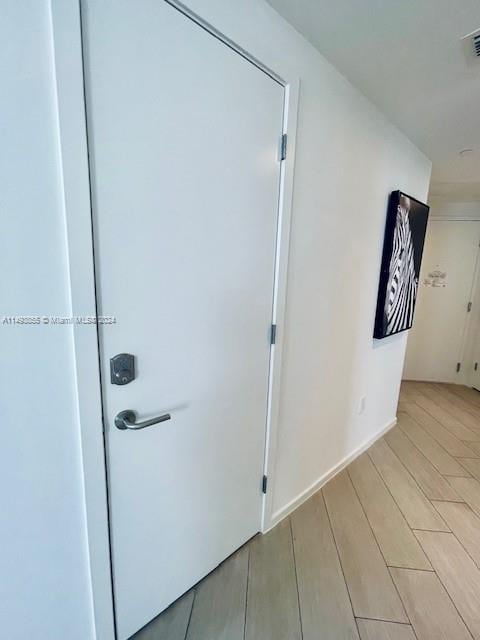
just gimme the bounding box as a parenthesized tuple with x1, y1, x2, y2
(262, 475, 268, 494)
(475, 362, 478, 371)
(468, 302, 473, 312)
(456, 362, 461, 373)
(270, 324, 277, 345)
(279, 133, 287, 161)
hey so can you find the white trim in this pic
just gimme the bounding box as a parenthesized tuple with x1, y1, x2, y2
(265, 417, 397, 531)
(166, 0, 284, 85)
(261, 79, 300, 532)
(50, 0, 298, 635)
(49, 2, 115, 639)
(403, 377, 448, 382)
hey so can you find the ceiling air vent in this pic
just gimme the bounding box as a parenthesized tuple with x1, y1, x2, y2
(474, 33, 480, 57)
(461, 28, 480, 63)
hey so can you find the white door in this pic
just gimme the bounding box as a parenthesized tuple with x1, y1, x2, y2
(468, 285, 480, 390)
(81, 2, 285, 638)
(471, 325, 480, 390)
(404, 221, 480, 383)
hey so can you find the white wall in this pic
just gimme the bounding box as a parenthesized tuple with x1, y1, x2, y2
(182, 0, 431, 518)
(1, 0, 431, 637)
(0, 3, 94, 639)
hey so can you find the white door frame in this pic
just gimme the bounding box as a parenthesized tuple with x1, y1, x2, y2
(49, 1, 298, 638)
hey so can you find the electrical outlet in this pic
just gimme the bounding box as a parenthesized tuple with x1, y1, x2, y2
(359, 396, 366, 414)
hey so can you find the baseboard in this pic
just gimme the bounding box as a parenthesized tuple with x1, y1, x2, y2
(264, 417, 397, 532)
(402, 377, 457, 384)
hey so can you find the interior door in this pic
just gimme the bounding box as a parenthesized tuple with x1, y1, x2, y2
(471, 326, 480, 390)
(468, 289, 480, 390)
(81, 2, 285, 638)
(403, 221, 480, 383)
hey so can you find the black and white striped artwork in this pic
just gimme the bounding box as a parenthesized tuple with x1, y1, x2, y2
(374, 191, 429, 339)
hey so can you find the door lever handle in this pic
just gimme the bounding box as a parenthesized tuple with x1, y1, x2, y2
(115, 409, 171, 431)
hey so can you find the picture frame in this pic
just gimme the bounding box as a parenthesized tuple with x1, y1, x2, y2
(374, 190, 430, 339)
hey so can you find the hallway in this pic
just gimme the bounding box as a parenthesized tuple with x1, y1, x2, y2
(135, 382, 480, 639)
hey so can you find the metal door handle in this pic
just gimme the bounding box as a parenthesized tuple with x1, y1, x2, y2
(115, 409, 171, 431)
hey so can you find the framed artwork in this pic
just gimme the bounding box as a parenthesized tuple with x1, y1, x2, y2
(374, 190, 430, 339)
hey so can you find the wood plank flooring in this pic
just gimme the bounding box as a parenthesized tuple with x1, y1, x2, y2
(132, 382, 480, 640)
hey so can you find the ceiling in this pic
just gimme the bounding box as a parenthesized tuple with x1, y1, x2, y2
(267, 0, 480, 200)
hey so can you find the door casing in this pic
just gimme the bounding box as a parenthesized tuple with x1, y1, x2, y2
(50, 1, 299, 638)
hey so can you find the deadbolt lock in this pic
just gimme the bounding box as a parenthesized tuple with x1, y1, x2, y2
(110, 353, 135, 385)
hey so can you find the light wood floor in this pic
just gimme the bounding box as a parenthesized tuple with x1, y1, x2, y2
(132, 382, 480, 640)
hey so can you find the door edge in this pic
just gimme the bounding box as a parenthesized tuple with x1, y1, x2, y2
(261, 78, 300, 533)
(50, 1, 116, 638)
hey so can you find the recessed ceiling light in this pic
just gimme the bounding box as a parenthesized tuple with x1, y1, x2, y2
(459, 149, 474, 157)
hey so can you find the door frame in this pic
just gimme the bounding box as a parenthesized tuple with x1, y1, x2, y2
(50, 1, 298, 638)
